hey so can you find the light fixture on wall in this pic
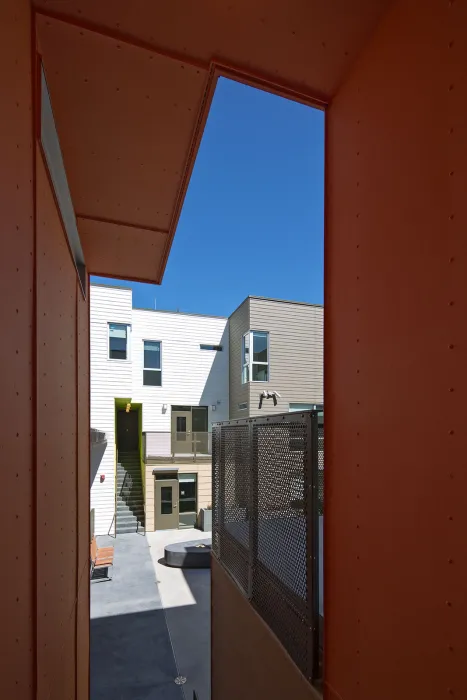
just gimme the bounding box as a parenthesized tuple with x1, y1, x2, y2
(162, 403, 168, 413)
(125, 402, 131, 413)
(211, 405, 216, 411)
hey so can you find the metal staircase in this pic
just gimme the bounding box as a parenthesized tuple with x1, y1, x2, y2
(116, 451, 145, 534)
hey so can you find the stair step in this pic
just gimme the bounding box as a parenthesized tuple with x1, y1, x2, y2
(117, 505, 144, 514)
(116, 525, 144, 534)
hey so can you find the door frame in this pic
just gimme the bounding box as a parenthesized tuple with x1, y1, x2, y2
(154, 477, 179, 530)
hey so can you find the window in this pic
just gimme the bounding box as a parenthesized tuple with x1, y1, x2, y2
(289, 403, 323, 412)
(200, 344, 223, 351)
(238, 402, 248, 411)
(242, 332, 250, 383)
(143, 341, 162, 386)
(109, 323, 128, 360)
(242, 330, 269, 383)
(179, 473, 197, 513)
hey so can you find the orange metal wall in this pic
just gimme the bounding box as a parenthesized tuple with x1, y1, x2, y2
(0, 2, 90, 696)
(0, 0, 35, 695)
(325, 0, 467, 698)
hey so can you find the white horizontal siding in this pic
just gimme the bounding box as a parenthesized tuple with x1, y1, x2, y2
(90, 285, 229, 532)
(131, 309, 229, 432)
(90, 285, 133, 534)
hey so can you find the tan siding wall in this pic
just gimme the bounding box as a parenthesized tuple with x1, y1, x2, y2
(228, 298, 250, 418)
(248, 298, 323, 416)
(144, 461, 212, 531)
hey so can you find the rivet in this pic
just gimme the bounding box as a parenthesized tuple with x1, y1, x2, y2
(449, 344, 454, 350)
(356, 212, 360, 218)
(448, 515, 453, 521)
(446, 601, 452, 607)
(449, 171, 454, 176)
(449, 429, 454, 436)
(448, 85, 454, 92)
(448, 41, 454, 48)
(448, 558, 453, 564)
(449, 387, 454, 393)
(448, 301, 454, 306)
(356, 369, 360, 374)
(449, 257, 454, 263)
(448, 645, 454, 652)
(356, 151, 360, 156)
(449, 214, 454, 220)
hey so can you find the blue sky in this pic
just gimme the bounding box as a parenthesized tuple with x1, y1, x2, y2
(92, 77, 324, 317)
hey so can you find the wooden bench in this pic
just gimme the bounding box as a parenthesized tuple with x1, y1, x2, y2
(90, 536, 114, 581)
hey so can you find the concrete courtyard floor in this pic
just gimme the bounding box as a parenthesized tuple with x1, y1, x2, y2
(91, 529, 210, 700)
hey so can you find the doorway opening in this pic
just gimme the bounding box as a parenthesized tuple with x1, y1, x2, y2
(171, 405, 209, 457)
(154, 471, 198, 530)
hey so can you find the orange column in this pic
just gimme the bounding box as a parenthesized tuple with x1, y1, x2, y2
(0, 0, 35, 695)
(326, 0, 467, 698)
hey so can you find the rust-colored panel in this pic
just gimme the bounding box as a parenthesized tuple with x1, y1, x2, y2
(0, 1, 35, 696)
(36, 147, 77, 700)
(212, 557, 319, 700)
(76, 283, 90, 700)
(78, 216, 168, 282)
(36, 15, 206, 232)
(35, 0, 391, 100)
(326, 1, 467, 698)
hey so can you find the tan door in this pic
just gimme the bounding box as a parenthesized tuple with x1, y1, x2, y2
(155, 479, 179, 530)
(171, 409, 193, 456)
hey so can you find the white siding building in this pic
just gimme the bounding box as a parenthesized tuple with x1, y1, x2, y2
(90, 283, 229, 535)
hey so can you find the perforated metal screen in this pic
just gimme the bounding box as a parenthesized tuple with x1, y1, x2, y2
(212, 411, 323, 683)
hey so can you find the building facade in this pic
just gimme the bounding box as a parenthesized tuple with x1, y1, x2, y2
(90, 283, 229, 535)
(229, 297, 324, 419)
(91, 288, 323, 535)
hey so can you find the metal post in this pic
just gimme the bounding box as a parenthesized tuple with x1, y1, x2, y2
(248, 419, 258, 601)
(306, 411, 320, 682)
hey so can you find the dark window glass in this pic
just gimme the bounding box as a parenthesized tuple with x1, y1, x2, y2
(143, 369, 161, 386)
(176, 416, 187, 433)
(200, 344, 223, 351)
(179, 475, 197, 513)
(109, 323, 127, 359)
(252, 331, 268, 362)
(252, 363, 268, 381)
(144, 341, 161, 369)
(192, 407, 208, 432)
(160, 486, 172, 515)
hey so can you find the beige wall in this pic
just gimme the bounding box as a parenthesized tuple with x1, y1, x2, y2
(212, 557, 320, 700)
(229, 297, 323, 418)
(145, 461, 212, 531)
(228, 298, 250, 419)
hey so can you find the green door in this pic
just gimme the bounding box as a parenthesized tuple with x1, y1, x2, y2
(155, 479, 179, 530)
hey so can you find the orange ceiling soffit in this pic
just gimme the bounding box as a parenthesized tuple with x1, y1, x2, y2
(33, 6, 210, 72)
(75, 213, 169, 237)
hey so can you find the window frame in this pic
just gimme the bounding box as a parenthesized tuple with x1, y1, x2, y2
(241, 330, 270, 384)
(108, 322, 130, 361)
(143, 339, 162, 386)
(200, 344, 223, 351)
